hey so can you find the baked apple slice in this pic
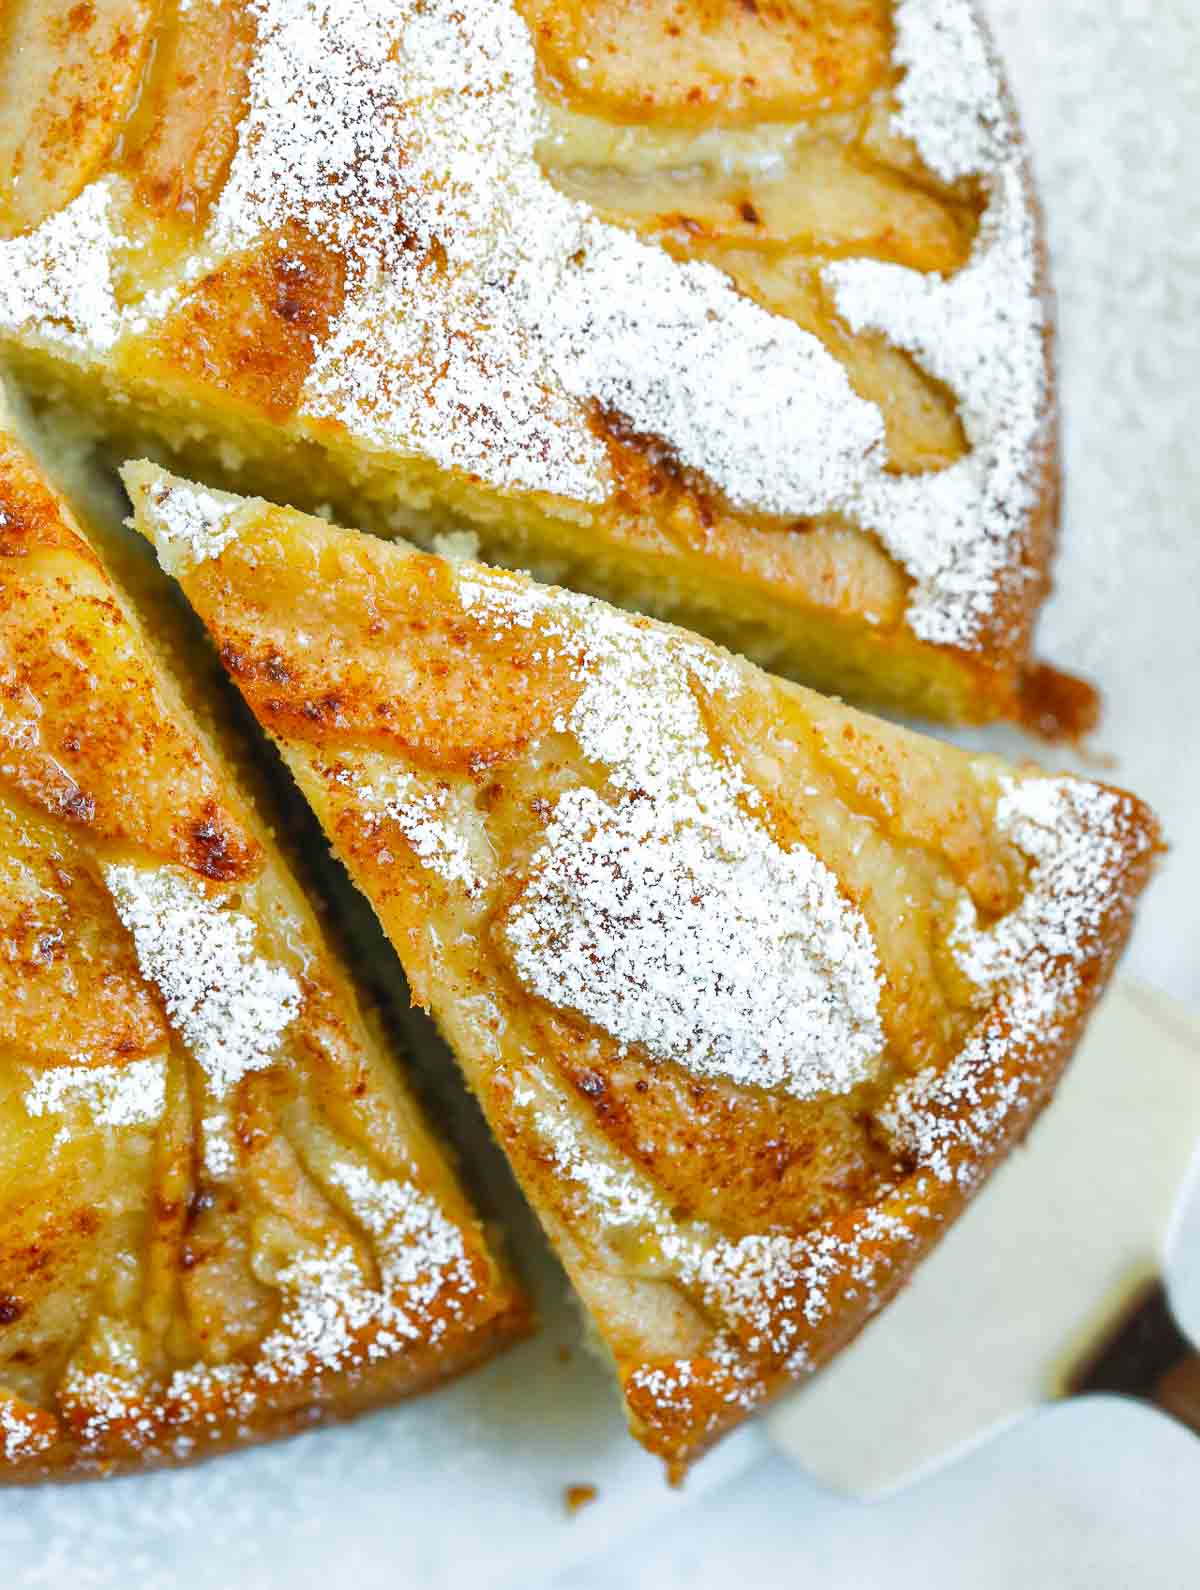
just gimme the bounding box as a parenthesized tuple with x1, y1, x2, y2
(0, 0, 157, 238)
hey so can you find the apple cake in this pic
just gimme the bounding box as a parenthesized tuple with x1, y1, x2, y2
(0, 400, 527, 1481)
(126, 463, 1161, 1477)
(0, 0, 1090, 730)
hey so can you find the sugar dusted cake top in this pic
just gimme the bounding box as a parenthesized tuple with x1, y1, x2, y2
(0, 416, 525, 1480)
(127, 465, 1160, 1473)
(1, 0, 1051, 660)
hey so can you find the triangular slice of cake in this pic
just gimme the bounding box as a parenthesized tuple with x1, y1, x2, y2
(0, 406, 527, 1480)
(126, 463, 1161, 1477)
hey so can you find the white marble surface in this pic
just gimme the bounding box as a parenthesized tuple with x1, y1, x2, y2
(560, 1403, 1200, 1590)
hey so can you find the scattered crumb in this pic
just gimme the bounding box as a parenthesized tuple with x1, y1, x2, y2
(431, 528, 481, 563)
(564, 1483, 598, 1516)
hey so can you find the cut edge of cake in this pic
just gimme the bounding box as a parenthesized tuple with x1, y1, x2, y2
(0, 401, 530, 1483)
(124, 462, 1161, 1477)
(0, 0, 1098, 735)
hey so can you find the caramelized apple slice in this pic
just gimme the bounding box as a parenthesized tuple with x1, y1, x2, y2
(552, 143, 975, 275)
(179, 500, 581, 771)
(0, 0, 157, 239)
(519, 0, 891, 126)
(677, 247, 968, 473)
(0, 431, 259, 875)
(122, 0, 255, 224)
(0, 793, 169, 1067)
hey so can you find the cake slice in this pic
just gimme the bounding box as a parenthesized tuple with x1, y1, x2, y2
(0, 404, 527, 1481)
(0, 0, 1088, 731)
(126, 463, 1160, 1477)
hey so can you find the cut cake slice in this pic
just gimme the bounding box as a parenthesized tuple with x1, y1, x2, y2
(0, 403, 527, 1481)
(126, 462, 1160, 1476)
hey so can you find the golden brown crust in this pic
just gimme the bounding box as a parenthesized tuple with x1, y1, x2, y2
(0, 0, 1088, 730)
(148, 227, 347, 421)
(128, 472, 1159, 1476)
(0, 426, 528, 1483)
(623, 782, 1160, 1474)
(521, 1, 893, 127)
(0, 1276, 526, 1485)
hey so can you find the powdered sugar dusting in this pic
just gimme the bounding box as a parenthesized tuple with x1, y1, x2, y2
(105, 862, 301, 1097)
(620, 1199, 925, 1432)
(513, 771, 1151, 1412)
(892, 0, 1014, 181)
(513, 1064, 916, 1380)
(0, 181, 120, 354)
(51, 1159, 479, 1461)
(201, 1108, 238, 1179)
(329, 1160, 470, 1301)
(23, 1056, 167, 1128)
(624, 1350, 766, 1439)
(243, 1162, 473, 1383)
(276, 0, 884, 511)
(826, 0, 1047, 646)
(511, 1070, 682, 1246)
(693, 1199, 920, 1364)
(326, 759, 490, 898)
(0, 0, 1048, 651)
(880, 776, 1153, 1184)
(138, 477, 248, 576)
(22, 876, 499, 1463)
(219, 0, 605, 498)
(460, 570, 885, 1100)
(0, 1400, 55, 1464)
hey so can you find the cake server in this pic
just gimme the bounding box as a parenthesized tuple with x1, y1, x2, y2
(767, 980, 1200, 1495)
